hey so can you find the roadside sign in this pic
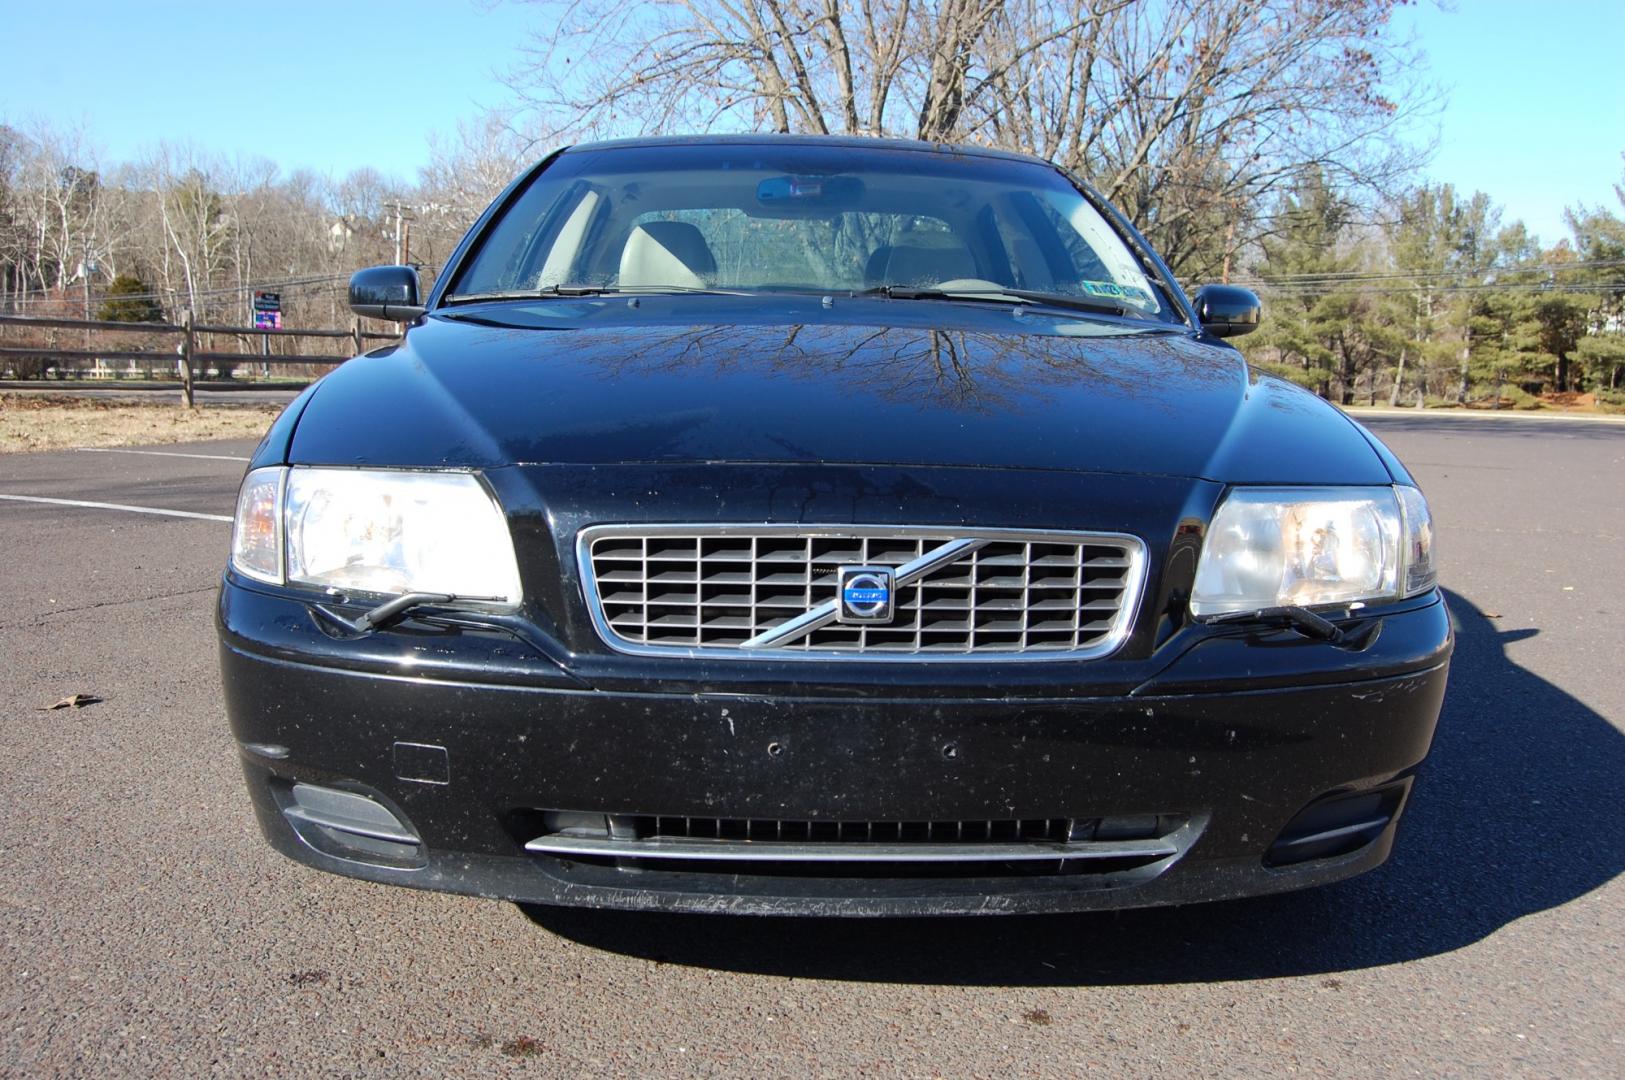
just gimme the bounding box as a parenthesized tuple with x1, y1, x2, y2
(253, 291, 282, 330)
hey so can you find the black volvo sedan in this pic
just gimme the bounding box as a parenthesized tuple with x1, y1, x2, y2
(218, 135, 1448, 916)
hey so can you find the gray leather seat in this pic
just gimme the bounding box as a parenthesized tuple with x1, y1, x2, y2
(618, 221, 718, 289)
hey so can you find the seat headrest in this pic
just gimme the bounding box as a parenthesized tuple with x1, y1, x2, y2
(1008, 235, 1053, 290)
(619, 221, 717, 289)
(876, 243, 977, 287)
(864, 245, 895, 287)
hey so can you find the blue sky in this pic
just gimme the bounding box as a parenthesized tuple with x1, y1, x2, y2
(3, 0, 1621, 244)
(1391, 0, 1624, 241)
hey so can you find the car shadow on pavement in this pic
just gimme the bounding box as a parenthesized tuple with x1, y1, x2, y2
(521, 590, 1625, 985)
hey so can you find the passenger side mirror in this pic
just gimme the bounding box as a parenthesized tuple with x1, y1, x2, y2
(1191, 284, 1261, 338)
(349, 265, 424, 322)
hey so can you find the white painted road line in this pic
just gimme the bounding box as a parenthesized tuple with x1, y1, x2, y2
(0, 494, 232, 522)
(1347, 407, 1625, 425)
(75, 447, 251, 462)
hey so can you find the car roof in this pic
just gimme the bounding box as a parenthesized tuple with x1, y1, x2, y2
(560, 133, 1057, 169)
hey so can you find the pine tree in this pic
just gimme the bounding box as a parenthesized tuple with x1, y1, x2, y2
(1564, 178, 1625, 394)
(97, 273, 165, 323)
(1243, 169, 1375, 403)
(1384, 185, 1501, 404)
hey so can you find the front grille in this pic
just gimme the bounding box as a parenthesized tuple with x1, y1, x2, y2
(577, 525, 1146, 660)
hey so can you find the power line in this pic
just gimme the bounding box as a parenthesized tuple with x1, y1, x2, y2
(1251, 281, 1625, 298)
(1, 272, 353, 308)
(1234, 258, 1625, 287)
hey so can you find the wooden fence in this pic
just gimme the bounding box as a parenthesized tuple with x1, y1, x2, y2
(0, 312, 399, 407)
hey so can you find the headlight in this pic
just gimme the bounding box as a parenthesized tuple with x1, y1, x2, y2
(229, 466, 522, 604)
(1190, 486, 1436, 618)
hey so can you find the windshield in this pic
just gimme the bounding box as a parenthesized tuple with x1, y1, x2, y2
(444, 143, 1177, 322)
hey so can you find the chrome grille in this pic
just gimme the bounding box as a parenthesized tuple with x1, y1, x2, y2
(578, 525, 1146, 660)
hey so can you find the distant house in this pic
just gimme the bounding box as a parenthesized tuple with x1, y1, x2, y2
(328, 217, 358, 255)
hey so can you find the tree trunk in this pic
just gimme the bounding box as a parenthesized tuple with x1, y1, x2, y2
(1390, 349, 1406, 407)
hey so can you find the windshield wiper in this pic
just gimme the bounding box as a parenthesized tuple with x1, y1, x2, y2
(1205, 605, 1382, 649)
(857, 284, 1134, 319)
(443, 285, 608, 304)
(443, 283, 747, 305)
(315, 591, 507, 635)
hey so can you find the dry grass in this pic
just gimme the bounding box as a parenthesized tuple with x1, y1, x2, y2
(0, 394, 280, 453)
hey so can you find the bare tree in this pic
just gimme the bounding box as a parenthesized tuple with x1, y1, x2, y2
(137, 145, 234, 319)
(506, 0, 1086, 139)
(980, 1, 1435, 278)
(506, 0, 1434, 278)
(414, 113, 533, 277)
(7, 122, 110, 293)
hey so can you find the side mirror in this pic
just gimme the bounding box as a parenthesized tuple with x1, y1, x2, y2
(348, 265, 424, 322)
(1191, 284, 1261, 338)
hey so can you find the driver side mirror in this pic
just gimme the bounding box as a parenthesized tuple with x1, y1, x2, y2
(349, 265, 424, 322)
(1191, 284, 1261, 338)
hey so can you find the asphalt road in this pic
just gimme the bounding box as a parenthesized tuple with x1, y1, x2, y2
(1, 416, 1621, 1077)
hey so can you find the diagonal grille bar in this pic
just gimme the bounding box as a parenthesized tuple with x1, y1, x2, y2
(740, 537, 989, 648)
(579, 524, 1146, 660)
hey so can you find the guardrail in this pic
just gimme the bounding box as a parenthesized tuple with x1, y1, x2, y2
(0, 312, 399, 407)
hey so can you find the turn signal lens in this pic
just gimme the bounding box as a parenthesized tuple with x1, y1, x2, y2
(230, 467, 283, 584)
(1396, 485, 1437, 597)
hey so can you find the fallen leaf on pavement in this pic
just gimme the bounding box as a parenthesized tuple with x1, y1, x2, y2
(43, 693, 102, 710)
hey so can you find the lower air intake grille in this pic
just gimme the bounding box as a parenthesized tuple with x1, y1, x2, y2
(522, 811, 1195, 870)
(578, 524, 1146, 660)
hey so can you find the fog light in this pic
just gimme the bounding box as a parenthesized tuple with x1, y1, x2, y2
(1265, 781, 1409, 867)
(278, 781, 424, 868)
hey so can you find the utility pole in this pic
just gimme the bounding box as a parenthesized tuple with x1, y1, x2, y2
(386, 199, 416, 266)
(179, 308, 196, 409)
(80, 242, 98, 355)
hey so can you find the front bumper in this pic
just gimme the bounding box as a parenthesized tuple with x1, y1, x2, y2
(219, 583, 1452, 916)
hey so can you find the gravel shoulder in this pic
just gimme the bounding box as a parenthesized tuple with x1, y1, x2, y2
(0, 394, 280, 453)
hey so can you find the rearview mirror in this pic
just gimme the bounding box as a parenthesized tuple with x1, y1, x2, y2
(751, 174, 865, 218)
(1191, 284, 1261, 338)
(349, 265, 424, 322)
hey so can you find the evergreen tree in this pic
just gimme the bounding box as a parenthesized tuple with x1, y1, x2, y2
(1243, 169, 1376, 403)
(97, 273, 165, 322)
(1564, 177, 1625, 393)
(1384, 184, 1501, 403)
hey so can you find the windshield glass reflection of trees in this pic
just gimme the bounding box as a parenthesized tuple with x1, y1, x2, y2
(448, 147, 1172, 321)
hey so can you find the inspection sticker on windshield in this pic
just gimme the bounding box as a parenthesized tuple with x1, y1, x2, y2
(1080, 280, 1154, 307)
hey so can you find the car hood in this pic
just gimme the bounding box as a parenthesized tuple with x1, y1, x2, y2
(286, 303, 1389, 484)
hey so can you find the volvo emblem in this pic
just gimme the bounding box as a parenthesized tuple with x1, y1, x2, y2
(837, 566, 895, 623)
